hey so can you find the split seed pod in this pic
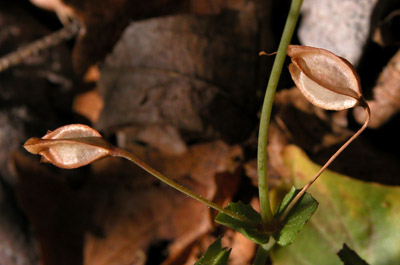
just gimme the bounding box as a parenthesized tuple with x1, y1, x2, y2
(280, 45, 371, 222)
(23, 124, 112, 169)
(287, 45, 364, 110)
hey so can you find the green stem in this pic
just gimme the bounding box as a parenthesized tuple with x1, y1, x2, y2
(257, 0, 303, 224)
(112, 147, 254, 224)
(252, 238, 276, 265)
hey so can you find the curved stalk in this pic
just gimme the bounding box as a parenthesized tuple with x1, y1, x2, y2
(280, 103, 370, 222)
(252, 238, 276, 265)
(112, 147, 254, 224)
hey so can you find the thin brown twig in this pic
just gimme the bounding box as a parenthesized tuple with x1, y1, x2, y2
(0, 20, 79, 72)
(279, 101, 370, 222)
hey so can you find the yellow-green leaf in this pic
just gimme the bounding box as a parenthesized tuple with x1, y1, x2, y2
(273, 187, 318, 246)
(271, 145, 400, 265)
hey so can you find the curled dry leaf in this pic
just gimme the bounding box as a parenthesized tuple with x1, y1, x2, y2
(287, 45, 363, 110)
(23, 124, 112, 169)
(354, 49, 400, 128)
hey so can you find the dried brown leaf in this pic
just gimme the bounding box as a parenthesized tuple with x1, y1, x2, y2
(97, 4, 259, 142)
(72, 89, 104, 123)
(166, 198, 258, 265)
(30, 0, 231, 73)
(228, 225, 256, 265)
(115, 125, 187, 156)
(13, 153, 91, 265)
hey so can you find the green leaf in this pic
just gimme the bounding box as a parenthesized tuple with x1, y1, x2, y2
(273, 186, 318, 246)
(195, 237, 230, 265)
(215, 202, 270, 244)
(337, 244, 369, 265)
(271, 145, 400, 265)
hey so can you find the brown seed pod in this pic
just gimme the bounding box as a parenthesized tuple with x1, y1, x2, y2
(287, 45, 363, 110)
(23, 124, 112, 169)
(280, 45, 371, 222)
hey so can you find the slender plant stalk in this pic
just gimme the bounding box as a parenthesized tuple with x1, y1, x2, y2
(257, 0, 303, 225)
(280, 104, 370, 222)
(112, 147, 254, 224)
(254, 1, 303, 263)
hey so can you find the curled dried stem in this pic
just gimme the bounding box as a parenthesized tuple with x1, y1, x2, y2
(279, 101, 370, 222)
(259, 51, 278, 56)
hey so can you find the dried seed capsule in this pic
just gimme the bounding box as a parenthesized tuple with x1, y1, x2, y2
(287, 45, 363, 110)
(280, 45, 371, 221)
(23, 124, 112, 169)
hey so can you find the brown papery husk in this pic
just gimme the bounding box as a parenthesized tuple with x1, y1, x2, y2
(23, 137, 113, 169)
(288, 62, 358, 110)
(288, 45, 362, 100)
